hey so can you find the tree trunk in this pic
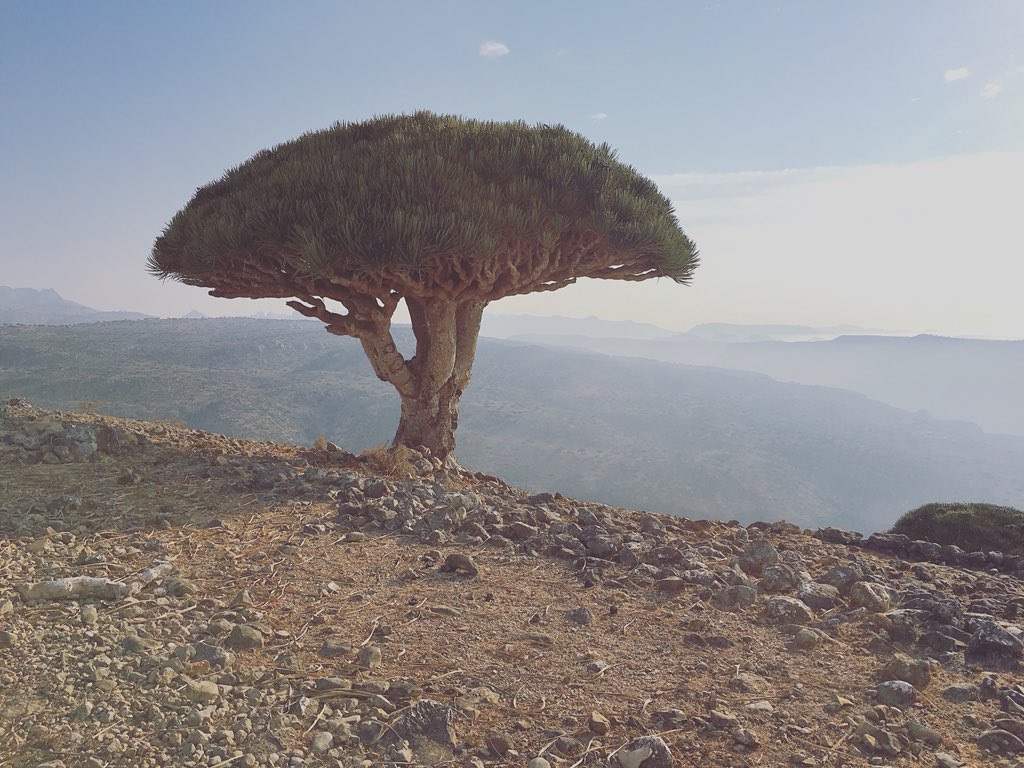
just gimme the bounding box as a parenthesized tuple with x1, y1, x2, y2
(391, 298, 485, 458)
(394, 387, 461, 457)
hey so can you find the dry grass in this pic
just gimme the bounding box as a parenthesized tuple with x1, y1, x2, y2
(357, 442, 420, 478)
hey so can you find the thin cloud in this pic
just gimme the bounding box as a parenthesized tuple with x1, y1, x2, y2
(981, 82, 1004, 99)
(590, 112, 608, 121)
(479, 41, 510, 58)
(944, 67, 970, 82)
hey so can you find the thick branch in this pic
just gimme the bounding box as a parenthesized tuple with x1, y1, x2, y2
(451, 301, 485, 391)
(286, 297, 373, 336)
(287, 293, 415, 399)
(360, 329, 416, 398)
(419, 302, 458, 396)
(406, 296, 431, 381)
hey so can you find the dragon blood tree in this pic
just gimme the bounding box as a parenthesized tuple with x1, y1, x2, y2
(149, 112, 699, 459)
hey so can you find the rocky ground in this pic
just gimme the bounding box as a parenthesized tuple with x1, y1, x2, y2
(1, 400, 1023, 768)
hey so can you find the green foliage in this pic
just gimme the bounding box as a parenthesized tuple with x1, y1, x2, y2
(149, 112, 697, 292)
(890, 502, 1024, 554)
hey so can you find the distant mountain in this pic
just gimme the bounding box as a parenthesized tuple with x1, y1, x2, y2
(1, 318, 1021, 533)
(248, 311, 305, 320)
(480, 313, 673, 339)
(506, 331, 1024, 438)
(680, 322, 886, 343)
(0, 286, 153, 325)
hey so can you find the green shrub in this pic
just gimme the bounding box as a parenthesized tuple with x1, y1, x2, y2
(890, 502, 1024, 554)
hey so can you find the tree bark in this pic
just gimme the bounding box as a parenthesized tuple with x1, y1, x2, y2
(392, 298, 485, 457)
(393, 389, 461, 458)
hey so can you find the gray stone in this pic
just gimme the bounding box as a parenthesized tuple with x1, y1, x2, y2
(977, 729, 1024, 755)
(731, 727, 759, 747)
(386, 699, 457, 763)
(310, 731, 333, 754)
(618, 545, 642, 568)
(794, 628, 820, 649)
(849, 581, 891, 612)
(656, 577, 688, 594)
(820, 563, 865, 594)
(903, 593, 963, 625)
(205, 617, 234, 636)
(874, 680, 917, 708)
(588, 710, 611, 735)
(586, 536, 619, 558)
(485, 731, 513, 756)
(758, 564, 800, 593)
(508, 521, 538, 540)
(358, 645, 382, 668)
(713, 584, 756, 611)
(318, 638, 353, 658)
(568, 607, 593, 625)
(728, 672, 766, 694)
(966, 621, 1024, 665)
(906, 720, 942, 746)
(184, 679, 220, 704)
(439, 553, 479, 576)
(709, 709, 738, 728)
(164, 577, 199, 597)
(192, 641, 232, 669)
(122, 631, 159, 653)
(763, 596, 815, 625)
(816, 527, 862, 546)
(357, 719, 385, 745)
(994, 718, 1024, 740)
(224, 624, 264, 651)
(679, 568, 717, 585)
(738, 540, 779, 576)
(876, 653, 932, 689)
(796, 581, 840, 611)
(616, 735, 673, 768)
(941, 683, 980, 703)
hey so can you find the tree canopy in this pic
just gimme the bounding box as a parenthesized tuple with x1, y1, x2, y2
(149, 112, 697, 309)
(149, 112, 699, 457)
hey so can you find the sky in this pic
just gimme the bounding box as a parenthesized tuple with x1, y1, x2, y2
(1, 1, 1022, 337)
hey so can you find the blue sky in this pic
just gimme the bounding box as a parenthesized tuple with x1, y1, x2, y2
(2, 1, 1022, 335)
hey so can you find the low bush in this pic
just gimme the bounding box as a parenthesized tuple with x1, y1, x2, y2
(890, 502, 1024, 554)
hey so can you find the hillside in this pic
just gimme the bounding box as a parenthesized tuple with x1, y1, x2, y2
(0, 286, 153, 325)
(1, 319, 1022, 533)
(479, 314, 674, 340)
(2, 401, 1024, 767)
(505, 332, 1024, 438)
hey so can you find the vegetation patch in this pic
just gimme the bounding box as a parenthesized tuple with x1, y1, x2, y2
(890, 502, 1024, 554)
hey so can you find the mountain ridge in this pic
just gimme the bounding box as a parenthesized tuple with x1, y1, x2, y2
(505, 330, 1024, 438)
(0, 285, 154, 325)
(1, 318, 1021, 533)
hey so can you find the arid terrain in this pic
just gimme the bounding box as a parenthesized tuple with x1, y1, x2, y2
(2, 399, 1024, 768)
